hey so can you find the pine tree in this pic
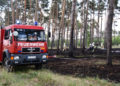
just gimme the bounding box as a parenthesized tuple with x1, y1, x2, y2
(69, 0, 77, 57)
(105, 0, 116, 66)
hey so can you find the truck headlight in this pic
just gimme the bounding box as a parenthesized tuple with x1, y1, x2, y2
(42, 55, 46, 59)
(14, 56, 19, 60)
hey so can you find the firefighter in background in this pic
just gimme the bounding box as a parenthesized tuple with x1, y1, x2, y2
(89, 42, 95, 55)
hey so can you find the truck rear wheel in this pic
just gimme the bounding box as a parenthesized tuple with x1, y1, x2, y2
(35, 64, 42, 69)
(3, 58, 14, 72)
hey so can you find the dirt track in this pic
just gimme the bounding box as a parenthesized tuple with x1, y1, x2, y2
(45, 57, 120, 82)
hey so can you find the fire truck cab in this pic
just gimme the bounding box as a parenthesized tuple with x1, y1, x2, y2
(0, 24, 48, 71)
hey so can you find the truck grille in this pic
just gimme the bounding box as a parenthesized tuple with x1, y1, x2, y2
(22, 48, 40, 53)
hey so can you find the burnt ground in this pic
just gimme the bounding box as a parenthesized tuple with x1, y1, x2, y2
(45, 57, 120, 82)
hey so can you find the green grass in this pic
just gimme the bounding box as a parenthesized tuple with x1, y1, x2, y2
(0, 67, 120, 86)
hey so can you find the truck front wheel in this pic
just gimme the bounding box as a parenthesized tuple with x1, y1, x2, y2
(3, 58, 14, 72)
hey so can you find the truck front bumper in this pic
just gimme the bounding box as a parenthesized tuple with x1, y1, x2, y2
(9, 53, 48, 65)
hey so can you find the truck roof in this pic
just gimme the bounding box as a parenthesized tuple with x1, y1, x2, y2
(4, 24, 44, 30)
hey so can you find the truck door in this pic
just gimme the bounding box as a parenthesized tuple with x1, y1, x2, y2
(3, 29, 12, 51)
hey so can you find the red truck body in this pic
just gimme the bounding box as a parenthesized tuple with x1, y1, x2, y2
(0, 24, 48, 69)
(0, 28, 4, 61)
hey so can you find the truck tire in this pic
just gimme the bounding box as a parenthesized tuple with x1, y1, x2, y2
(3, 57, 14, 72)
(35, 64, 42, 69)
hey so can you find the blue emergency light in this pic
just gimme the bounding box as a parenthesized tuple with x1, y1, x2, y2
(34, 21, 38, 26)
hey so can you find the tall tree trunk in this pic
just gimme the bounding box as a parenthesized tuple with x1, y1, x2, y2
(91, 6, 95, 44)
(74, 12, 78, 48)
(24, 0, 26, 23)
(75, 21, 78, 48)
(35, 0, 38, 22)
(51, 5, 55, 49)
(28, 0, 31, 24)
(69, 0, 76, 57)
(47, 9, 52, 49)
(11, 0, 14, 24)
(80, 0, 84, 48)
(54, 1, 59, 49)
(66, 0, 71, 48)
(57, 0, 66, 53)
(54, 4, 58, 49)
(47, 18, 51, 48)
(104, 4, 108, 49)
(15, 0, 18, 20)
(7, 8, 10, 25)
(90, 11, 92, 44)
(100, 14, 103, 45)
(66, 13, 70, 47)
(97, 0, 100, 45)
(51, 1, 58, 49)
(60, 0, 66, 51)
(82, 0, 88, 53)
(19, 0, 23, 20)
(51, 19, 55, 49)
(80, 27, 83, 48)
(105, 0, 115, 66)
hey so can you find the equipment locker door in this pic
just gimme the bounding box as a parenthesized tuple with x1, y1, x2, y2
(0, 29, 4, 62)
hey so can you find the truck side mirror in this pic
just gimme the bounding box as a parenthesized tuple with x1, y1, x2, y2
(13, 31, 18, 37)
(48, 32, 51, 38)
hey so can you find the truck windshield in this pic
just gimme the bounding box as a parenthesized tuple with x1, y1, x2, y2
(14, 29, 46, 41)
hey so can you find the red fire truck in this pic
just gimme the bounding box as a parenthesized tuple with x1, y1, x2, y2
(0, 23, 49, 71)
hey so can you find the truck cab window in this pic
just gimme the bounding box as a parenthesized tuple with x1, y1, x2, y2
(4, 30, 12, 40)
(5, 30, 10, 39)
(14, 29, 46, 41)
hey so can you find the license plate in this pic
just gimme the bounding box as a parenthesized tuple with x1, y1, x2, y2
(28, 56, 36, 59)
